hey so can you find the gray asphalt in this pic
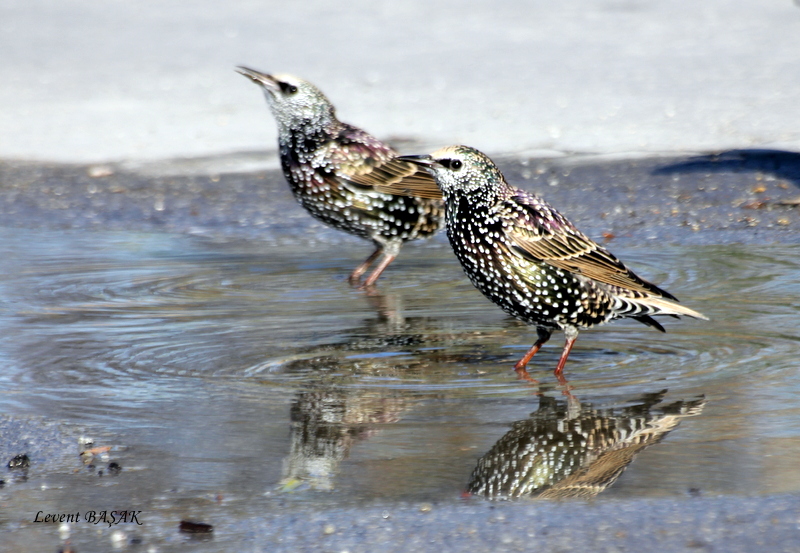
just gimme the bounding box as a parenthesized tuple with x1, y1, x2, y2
(237, 496, 800, 553)
(2, 150, 798, 246)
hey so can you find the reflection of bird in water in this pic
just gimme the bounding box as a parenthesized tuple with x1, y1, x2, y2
(236, 67, 443, 287)
(251, 286, 500, 377)
(466, 390, 705, 499)
(280, 384, 408, 491)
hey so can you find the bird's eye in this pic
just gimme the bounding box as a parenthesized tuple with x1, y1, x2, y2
(279, 82, 299, 95)
(439, 158, 463, 170)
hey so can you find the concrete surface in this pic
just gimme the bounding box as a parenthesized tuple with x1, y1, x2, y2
(2, 0, 800, 163)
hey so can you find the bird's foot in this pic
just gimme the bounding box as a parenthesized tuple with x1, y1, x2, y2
(348, 272, 364, 287)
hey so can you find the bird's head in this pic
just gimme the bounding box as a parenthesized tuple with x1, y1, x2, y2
(398, 145, 505, 197)
(236, 67, 336, 131)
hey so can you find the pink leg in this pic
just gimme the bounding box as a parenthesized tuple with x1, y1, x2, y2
(553, 331, 578, 386)
(362, 253, 396, 288)
(514, 329, 551, 382)
(348, 248, 382, 285)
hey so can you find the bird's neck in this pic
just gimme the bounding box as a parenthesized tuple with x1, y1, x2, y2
(275, 108, 337, 139)
(445, 191, 497, 230)
(278, 118, 338, 160)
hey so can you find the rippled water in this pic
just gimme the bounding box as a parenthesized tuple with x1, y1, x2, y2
(1, 227, 799, 546)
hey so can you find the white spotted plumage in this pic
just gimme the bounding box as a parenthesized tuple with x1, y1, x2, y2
(399, 145, 707, 381)
(237, 67, 443, 286)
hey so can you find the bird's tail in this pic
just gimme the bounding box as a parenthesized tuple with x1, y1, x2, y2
(613, 295, 708, 322)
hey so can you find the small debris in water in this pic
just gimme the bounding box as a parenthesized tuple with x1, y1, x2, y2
(8, 454, 30, 469)
(741, 200, 767, 210)
(81, 446, 111, 462)
(179, 520, 214, 534)
(278, 477, 310, 492)
(323, 524, 336, 535)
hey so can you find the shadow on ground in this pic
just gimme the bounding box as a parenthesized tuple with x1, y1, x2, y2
(653, 149, 800, 189)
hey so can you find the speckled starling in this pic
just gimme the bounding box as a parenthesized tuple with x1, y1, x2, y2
(467, 392, 705, 499)
(395, 145, 708, 382)
(236, 67, 443, 286)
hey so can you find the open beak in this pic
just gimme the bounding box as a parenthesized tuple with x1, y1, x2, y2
(235, 66, 280, 93)
(396, 154, 437, 167)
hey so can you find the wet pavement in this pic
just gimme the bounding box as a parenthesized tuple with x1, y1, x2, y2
(1, 151, 800, 551)
(2, 147, 799, 243)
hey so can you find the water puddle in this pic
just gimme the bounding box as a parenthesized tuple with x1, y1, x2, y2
(1, 227, 799, 546)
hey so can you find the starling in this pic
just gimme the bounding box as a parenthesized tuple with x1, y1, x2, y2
(236, 67, 443, 286)
(394, 145, 708, 382)
(466, 392, 705, 499)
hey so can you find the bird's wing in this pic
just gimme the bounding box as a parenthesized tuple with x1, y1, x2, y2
(505, 190, 676, 300)
(333, 125, 443, 199)
(347, 158, 443, 199)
